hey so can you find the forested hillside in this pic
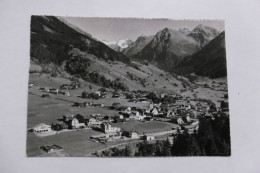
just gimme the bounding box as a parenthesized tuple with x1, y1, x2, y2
(30, 16, 130, 65)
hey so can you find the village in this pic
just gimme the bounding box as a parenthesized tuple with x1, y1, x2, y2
(27, 79, 229, 156)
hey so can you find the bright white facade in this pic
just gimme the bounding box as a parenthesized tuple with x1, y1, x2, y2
(32, 123, 51, 133)
(71, 118, 85, 129)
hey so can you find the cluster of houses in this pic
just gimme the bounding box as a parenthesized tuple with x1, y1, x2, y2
(29, 82, 228, 144)
(38, 82, 81, 97)
(30, 97, 205, 141)
(29, 114, 87, 134)
(60, 81, 80, 90)
(30, 111, 150, 142)
(81, 88, 108, 100)
(124, 91, 151, 102)
(30, 113, 122, 134)
(90, 130, 146, 143)
(40, 87, 70, 97)
(100, 123, 121, 133)
(51, 114, 86, 130)
(108, 94, 217, 124)
(73, 101, 104, 108)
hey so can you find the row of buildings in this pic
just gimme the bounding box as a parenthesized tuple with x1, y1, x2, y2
(40, 87, 71, 96)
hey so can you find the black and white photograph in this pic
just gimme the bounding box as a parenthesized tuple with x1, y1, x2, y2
(27, 16, 230, 157)
(1, 0, 260, 172)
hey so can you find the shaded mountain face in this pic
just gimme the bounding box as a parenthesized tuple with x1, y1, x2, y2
(30, 16, 130, 65)
(122, 35, 154, 56)
(132, 28, 200, 71)
(57, 17, 95, 40)
(130, 25, 220, 72)
(174, 32, 227, 78)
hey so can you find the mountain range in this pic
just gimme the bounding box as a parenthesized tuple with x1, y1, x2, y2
(30, 16, 129, 65)
(174, 32, 227, 78)
(122, 35, 154, 56)
(128, 26, 220, 72)
(30, 15, 227, 87)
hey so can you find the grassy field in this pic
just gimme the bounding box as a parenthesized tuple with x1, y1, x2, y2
(27, 85, 151, 128)
(26, 124, 176, 157)
(27, 84, 178, 157)
(181, 77, 228, 107)
(29, 50, 185, 94)
(182, 85, 228, 107)
(27, 129, 105, 157)
(112, 120, 179, 134)
(27, 93, 122, 128)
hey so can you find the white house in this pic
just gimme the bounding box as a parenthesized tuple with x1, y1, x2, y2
(71, 118, 85, 129)
(129, 132, 139, 139)
(134, 111, 146, 121)
(148, 103, 154, 110)
(129, 114, 136, 120)
(100, 123, 121, 134)
(151, 108, 159, 116)
(186, 115, 191, 123)
(95, 91, 101, 96)
(88, 118, 102, 126)
(177, 117, 184, 125)
(125, 131, 139, 139)
(115, 114, 124, 119)
(185, 104, 191, 110)
(124, 107, 132, 114)
(167, 110, 175, 117)
(64, 91, 70, 96)
(32, 123, 51, 133)
(144, 135, 155, 141)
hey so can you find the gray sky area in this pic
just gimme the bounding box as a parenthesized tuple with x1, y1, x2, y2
(61, 17, 225, 42)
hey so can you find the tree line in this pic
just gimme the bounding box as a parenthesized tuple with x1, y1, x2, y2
(98, 114, 230, 157)
(66, 56, 129, 91)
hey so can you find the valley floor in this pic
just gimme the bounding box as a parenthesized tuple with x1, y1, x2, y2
(26, 73, 228, 157)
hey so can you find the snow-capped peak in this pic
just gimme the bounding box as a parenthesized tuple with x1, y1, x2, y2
(101, 39, 132, 51)
(117, 39, 131, 49)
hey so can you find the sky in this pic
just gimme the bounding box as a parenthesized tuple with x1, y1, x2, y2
(61, 17, 225, 42)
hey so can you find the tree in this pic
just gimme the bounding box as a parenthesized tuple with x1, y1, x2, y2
(124, 146, 132, 156)
(98, 87, 107, 92)
(75, 114, 85, 123)
(102, 149, 112, 157)
(197, 116, 231, 156)
(82, 91, 88, 98)
(164, 147, 172, 156)
(155, 141, 163, 156)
